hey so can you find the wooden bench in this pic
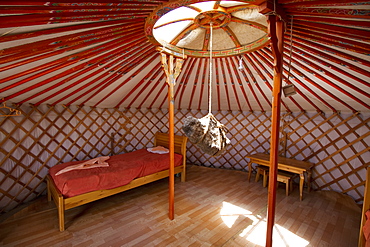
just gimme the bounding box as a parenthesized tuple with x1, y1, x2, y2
(247, 153, 314, 201)
(275, 171, 295, 196)
(255, 165, 296, 196)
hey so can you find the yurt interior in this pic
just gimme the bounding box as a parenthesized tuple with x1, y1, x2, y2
(0, 0, 369, 246)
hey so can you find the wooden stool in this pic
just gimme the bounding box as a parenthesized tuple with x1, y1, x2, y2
(255, 165, 269, 187)
(276, 171, 295, 196)
(262, 169, 296, 196)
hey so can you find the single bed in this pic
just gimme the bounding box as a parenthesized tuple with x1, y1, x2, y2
(47, 132, 188, 231)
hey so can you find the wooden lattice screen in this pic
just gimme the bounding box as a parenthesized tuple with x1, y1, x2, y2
(0, 104, 369, 215)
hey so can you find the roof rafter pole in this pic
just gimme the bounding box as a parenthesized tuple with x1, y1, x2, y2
(0, 32, 144, 90)
(283, 0, 367, 7)
(71, 50, 157, 107)
(1, 36, 146, 100)
(5, 0, 166, 5)
(160, 51, 185, 220)
(198, 59, 208, 110)
(0, 27, 143, 71)
(291, 29, 369, 56)
(215, 58, 222, 111)
(262, 49, 335, 112)
(255, 48, 304, 112)
(199, 58, 209, 111)
(127, 63, 163, 108)
(224, 57, 242, 111)
(187, 59, 202, 110)
(49, 41, 150, 106)
(293, 21, 370, 42)
(284, 47, 370, 107)
(243, 54, 272, 108)
(0, 12, 150, 27)
(260, 47, 342, 112)
(291, 35, 370, 67)
(0, 16, 147, 29)
(288, 36, 370, 77)
(285, 7, 370, 19)
(283, 42, 370, 88)
(238, 55, 265, 111)
(293, 26, 370, 52)
(0, 19, 138, 43)
(176, 58, 195, 109)
(229, 56, 253, 111)
(28, 40, 147, 105)
(292, 16, 370, 29)
(250, 51, 291, 112)
(259, 47, 319, 112)
(219, 57, 231, 111)
(92, 49, 158, 107)
(290, 72, 336, 112)
(288, 55, 358, 112)
(0, 6, 156, 13)
(0, 22, 143, 62)
(266, 14, 285, 247)
(149, 74, 167, 109)
(139, 73, 166, 109)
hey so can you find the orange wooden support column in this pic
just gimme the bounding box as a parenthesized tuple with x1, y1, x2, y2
(168, 77, 175, 219)
(159, 49, 185, 219)
(266, 14, 285, 247)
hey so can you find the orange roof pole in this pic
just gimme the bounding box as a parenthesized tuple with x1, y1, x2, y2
(159, 49, 186, 219)
(265, 14, 285, 247)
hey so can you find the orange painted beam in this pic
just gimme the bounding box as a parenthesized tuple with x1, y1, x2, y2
(266, 14, 285, 247)
(159, 52, 185, 220)
(168, 84, 175, 220)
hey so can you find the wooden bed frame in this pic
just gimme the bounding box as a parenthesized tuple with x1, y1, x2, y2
(47, 132, 188, 231)
(359, 167, 370, 247)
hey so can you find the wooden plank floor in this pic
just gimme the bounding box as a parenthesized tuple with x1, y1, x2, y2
(0, 165, 361, 247)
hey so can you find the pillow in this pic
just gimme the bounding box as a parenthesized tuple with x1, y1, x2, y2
(55, 156, 110, 175)
(147, 146, 169, 154)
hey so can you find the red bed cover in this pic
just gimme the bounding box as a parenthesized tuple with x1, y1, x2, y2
(49, 149, 183, 198)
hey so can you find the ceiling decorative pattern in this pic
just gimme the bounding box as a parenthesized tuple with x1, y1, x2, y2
(0, 0, 369, 113)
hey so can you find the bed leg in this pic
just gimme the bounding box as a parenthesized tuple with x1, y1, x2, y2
(58, 196, 65, 232)
(47, 179, 51, 202)
(181, 165, 186, 182)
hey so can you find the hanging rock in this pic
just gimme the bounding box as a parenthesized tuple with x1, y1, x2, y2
(182, 113, 230, 156)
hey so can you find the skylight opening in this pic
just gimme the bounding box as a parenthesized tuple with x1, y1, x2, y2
(145, 0, 270, 57)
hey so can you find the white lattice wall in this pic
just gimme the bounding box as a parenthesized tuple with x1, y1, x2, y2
(0, 104, 369, 214)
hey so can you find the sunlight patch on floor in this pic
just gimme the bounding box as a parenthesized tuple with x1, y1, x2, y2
(220, 201, 310, 247)
(220, 201, 254, 228)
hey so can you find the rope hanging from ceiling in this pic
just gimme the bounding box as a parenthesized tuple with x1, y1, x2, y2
(182, 23, 230, 156)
